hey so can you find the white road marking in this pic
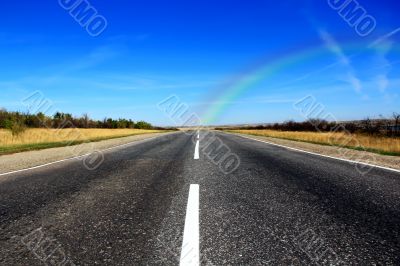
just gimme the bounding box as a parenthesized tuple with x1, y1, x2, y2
(0, 133, 176, 177)
(227, 132, 400, 174)
(194, 140, 200, 160)
(180, 184, 200, 266)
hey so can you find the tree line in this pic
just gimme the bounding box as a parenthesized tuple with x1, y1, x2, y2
(0, 108, 159, 133)
(217, 113, 400, 137)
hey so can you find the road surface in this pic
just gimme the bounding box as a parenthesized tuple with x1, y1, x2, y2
(1, 131, 400, 265)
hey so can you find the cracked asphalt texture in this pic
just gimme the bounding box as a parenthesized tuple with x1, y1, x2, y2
(1, 131, 400, 265)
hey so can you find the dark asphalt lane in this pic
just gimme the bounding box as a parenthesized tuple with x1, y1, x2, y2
(0, 131, 400, 265)
(201, 132, 400, 265)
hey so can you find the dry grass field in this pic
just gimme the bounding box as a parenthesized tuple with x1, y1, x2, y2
(0, 128, 165, 155)
(229, 129, 400, 156)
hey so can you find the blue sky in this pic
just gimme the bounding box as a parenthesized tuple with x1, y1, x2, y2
(1, 0, 399, 125)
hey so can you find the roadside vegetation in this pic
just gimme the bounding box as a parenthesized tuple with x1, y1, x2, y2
(0, 128, 166, 155)
(218, 114, 400, 156)
(226, 129, 400, 156)
(0, 108, 176, 155)
(0, 108, 160, 132)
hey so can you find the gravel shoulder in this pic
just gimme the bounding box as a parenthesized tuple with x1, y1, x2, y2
(226, 131, 400, 171)
(0, 132, 174, 174)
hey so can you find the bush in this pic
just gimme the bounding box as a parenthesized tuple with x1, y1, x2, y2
(2, 119, 13, 129)
(6, 120, 27, 137)
(135, 121, 152, 129)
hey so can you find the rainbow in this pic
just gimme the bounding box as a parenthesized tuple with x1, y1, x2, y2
(200, 40, 396, 124)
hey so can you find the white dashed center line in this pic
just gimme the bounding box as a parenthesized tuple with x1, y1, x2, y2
(194, 133, 200, 160)
(180, 184, 200, 266)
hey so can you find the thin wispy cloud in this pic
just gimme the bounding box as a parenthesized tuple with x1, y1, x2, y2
(318, 30, 362, 93)
(376, 74, 389, 93)
(346, 74, 362, 93)
(373, 42, 392, 93)
(370, 27, 400, 47)
(188, 98, 297, 107)
(0, 32, 45, 45)
(64, 45, 122, 72)
(106, 34, 151, 43)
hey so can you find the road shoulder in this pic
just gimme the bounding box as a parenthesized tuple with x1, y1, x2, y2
(0, 132, 174, 175)
(223, 131, 400, 171)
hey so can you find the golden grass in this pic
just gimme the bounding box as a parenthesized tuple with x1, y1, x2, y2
(229, 129, 400, 155)
(0, 128, 163, 147)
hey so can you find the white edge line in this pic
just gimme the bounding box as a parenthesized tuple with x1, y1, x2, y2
(0, 132, 176, 177)
(180, 184, 200, 266)
(223, 132, 400, 174)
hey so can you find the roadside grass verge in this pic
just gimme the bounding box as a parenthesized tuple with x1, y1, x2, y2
(0, 129, 169, 155)
(225, 129, 400, 157)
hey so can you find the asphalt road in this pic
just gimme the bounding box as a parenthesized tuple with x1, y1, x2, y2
(1, 131, 400, 265)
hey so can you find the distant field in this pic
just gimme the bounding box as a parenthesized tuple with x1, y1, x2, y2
(0, 128, 165, 155)
(228, 129, 400, 156)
